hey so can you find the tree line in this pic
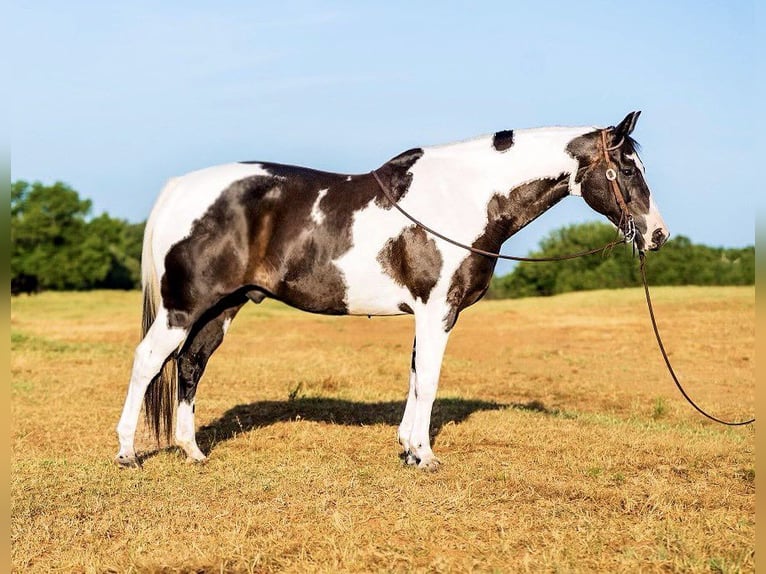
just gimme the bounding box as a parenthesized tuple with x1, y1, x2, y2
(11, 181, 144, 292)
(487, 221, 754, 299)
(11, 181, 754, 296)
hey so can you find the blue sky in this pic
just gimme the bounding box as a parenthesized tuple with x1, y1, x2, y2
(10, 1, 760, 275)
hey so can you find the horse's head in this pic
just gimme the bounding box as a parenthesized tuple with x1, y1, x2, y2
(568, 111, 669, 252)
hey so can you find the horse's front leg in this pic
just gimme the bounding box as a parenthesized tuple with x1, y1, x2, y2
(405, 307, 451, 471)
(397, 338, 418, 465)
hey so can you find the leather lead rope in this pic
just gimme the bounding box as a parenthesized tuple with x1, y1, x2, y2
(370, 136, 754, 427)
(370, 170, 624, 262)
(639, 253, 754, 426)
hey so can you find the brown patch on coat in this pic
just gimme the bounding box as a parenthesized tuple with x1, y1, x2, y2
(377, 226, 443, 304)
(444, 175, 570, 330)
(373, 148, 423, 207)
(160, 150, 426, 328)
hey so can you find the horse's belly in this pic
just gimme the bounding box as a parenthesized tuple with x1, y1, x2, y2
(341, 268, 412, 315)
(333, 211, 414, 315)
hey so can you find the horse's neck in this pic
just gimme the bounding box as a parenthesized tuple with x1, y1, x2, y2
(423, 127, 587, 251)
(477, 174, 570, 253)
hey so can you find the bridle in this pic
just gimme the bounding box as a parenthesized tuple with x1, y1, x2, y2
(600, 129, 637, 244)
(370, 131, 755, 427)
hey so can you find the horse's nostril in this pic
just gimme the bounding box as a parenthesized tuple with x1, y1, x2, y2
(652, 228, 668, 248)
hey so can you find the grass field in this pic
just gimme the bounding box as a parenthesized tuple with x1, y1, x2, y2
(11, 287, 754, 573)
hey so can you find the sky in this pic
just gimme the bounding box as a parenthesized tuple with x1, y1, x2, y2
(10, 1, 762, 275)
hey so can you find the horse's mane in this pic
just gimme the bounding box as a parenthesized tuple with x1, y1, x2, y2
(626, 135, 641, 152)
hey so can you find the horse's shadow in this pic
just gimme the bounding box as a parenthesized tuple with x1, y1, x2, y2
(194, 396, 558, 456)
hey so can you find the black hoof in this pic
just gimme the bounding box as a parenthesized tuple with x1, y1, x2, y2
(399, 451, 419, 466)
(114, 454, 142, 469)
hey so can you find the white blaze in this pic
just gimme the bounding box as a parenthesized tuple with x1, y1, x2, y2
(626, 152, 668, 248)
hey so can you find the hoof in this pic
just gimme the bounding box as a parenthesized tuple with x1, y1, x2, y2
(400, 451, 419, 466)
(401, 448, 440, 471)
(184, 455, 207, 465)
(417, 456, 441, 472)
(114, 454, 142, 469)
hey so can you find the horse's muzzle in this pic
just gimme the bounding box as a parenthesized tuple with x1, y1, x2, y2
(648, 228, 669, 251)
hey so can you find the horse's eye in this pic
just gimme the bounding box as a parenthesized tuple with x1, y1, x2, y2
(621, 167, 635, 177)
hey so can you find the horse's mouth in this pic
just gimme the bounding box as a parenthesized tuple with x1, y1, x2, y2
(643, 229, 670, 252)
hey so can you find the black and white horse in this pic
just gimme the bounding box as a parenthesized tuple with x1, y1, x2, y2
(116, 111, 668, 470)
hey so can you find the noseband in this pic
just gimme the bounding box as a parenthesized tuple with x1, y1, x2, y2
(600, 129, 636, 244)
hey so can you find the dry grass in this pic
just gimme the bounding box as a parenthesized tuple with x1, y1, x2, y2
(11, 287, 754, 573)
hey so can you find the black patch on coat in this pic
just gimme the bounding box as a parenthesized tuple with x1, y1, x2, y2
(177, 297, 246, 402)
(377, 225, 443, 304)
(373, 148, 423, 207)
(492, 130, 514, 152)
(565, 131, 600, 185)
(398, 302, 414, 314)
(162, 164, 372, 327)
(161, 150, 431, 329)
(444, 175, 570, 331)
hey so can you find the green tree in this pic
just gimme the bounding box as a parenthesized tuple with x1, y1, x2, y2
(85, 215, 144, 289)
(11, 180, 145, 290)
(12, 180, 93, 289)
(488, 222, 754, 299)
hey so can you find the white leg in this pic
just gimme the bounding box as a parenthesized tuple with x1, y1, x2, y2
(176, 400, 206, 463)
(115, 308, 186, 467)
(398, 343, 418, 464)
(407, 307, 451, 471)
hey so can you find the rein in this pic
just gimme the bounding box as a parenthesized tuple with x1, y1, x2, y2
(371, 169, 624, 262)
(370, 131, 755, 426)
(371, 129, 632, 262)
(639, 253, 754, 426)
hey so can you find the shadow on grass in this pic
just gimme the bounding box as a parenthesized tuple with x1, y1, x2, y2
(193, 397, 563, 456)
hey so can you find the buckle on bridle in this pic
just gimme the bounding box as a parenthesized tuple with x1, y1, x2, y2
(605, 168, 617, 181)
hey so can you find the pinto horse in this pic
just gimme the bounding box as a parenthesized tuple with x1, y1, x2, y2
(116, 111, 668, 470)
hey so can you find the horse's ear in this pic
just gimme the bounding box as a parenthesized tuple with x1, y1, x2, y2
(613, 111, 641, 139)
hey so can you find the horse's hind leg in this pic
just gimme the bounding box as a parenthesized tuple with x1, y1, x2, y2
(175, 302, 244, 462)
(115, 307, 188, 467)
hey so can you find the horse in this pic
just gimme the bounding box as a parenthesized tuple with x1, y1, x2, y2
(115, 111, 669, 470)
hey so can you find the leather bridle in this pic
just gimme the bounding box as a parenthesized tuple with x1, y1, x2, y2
(600, 129, 637, 244)
(370, 133, 755, 426)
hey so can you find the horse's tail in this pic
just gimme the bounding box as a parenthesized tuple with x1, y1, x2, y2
(141, 187, 178, 445)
